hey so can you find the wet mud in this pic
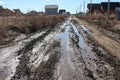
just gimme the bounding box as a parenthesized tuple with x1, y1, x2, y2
(71, 19, 120, 80)
(0, 18, 120, 80)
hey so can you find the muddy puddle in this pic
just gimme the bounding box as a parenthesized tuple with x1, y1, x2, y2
(70, 23, 97, 71)
(55, 21, 75, 80)
(54, 19, 116, 80)
(54, 21, 86, 80)
(70, 23, 86, 48)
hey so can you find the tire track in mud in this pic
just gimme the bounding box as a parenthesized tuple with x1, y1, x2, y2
(11, 29, 51, 80)
(11, 27, 61, 80)
(6, 18, 120, 80)
(87, 35, 120, 80)
(33, 47, 61, 80)
(54, 20, 92, 80)
(69, 23, 96, 80)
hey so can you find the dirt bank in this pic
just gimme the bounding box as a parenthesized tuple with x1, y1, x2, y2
(75, 18, 120, 59)
(76, 16, 120, 42)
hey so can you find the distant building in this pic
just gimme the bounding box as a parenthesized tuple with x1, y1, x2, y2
(0, 6, 23, 16)
(2, 8, 14, 16)
(27, 10, 38, 15)
(115, 7, 120, 20)
(13, 9, 23, 16)
(0, 6, 4, 16)
(67, 12, 70, 16)
(38, 12, 45, 15)
(87, 3, 101, 15)
(0, 6, 3, 9)
(45, 5, 58, 15)
(59, 9, 66, 14)
(101, 2, 120, 17)
(13, 9, 20, 12)
(87, 2, 120, 18)
(27, 11, 45, 16)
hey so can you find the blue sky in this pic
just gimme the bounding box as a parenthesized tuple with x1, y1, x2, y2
(0, 0, 120, 13)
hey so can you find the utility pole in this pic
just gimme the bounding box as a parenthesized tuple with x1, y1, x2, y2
(90, 0, 92, 16)
(80, 4, 81, 13)
(84, 1, 85, 14)
(107, 0, 110, 19)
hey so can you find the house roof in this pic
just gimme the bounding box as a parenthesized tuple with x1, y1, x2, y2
(59, 9, 66, 14)
(0, 6, 3, 9)
(13, 9, 20, 11)
(101, 2, 120, 10)
(45, 5, 58, 9)
(87, 4, 101, 9)
(29, 10, 38, 14)
(87, 3, 101, 12)
(59, 9, 66, 12)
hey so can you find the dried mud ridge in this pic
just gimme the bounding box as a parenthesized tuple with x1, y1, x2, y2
(1, 18, 120, 80)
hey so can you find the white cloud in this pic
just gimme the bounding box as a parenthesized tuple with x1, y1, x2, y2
(0, 0, 4, 5)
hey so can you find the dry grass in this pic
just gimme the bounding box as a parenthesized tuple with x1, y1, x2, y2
(77, 14, 106, 20)
(0, 15, 66, 45)
(76, 15, 120, 33)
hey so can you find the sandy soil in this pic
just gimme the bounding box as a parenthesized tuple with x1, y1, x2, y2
(75, 18, 120, 59)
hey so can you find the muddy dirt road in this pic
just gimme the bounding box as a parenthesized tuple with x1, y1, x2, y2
(0, 18, 120, 80)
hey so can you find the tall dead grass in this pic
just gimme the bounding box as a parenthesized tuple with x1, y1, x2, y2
(0, 15, 66, 45)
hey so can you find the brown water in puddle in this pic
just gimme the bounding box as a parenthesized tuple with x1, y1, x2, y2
(55, 19, 114, 80)
(55, 21, 85, 80)
(55, 21, 98, 80)
(70, 23, 98, 72)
